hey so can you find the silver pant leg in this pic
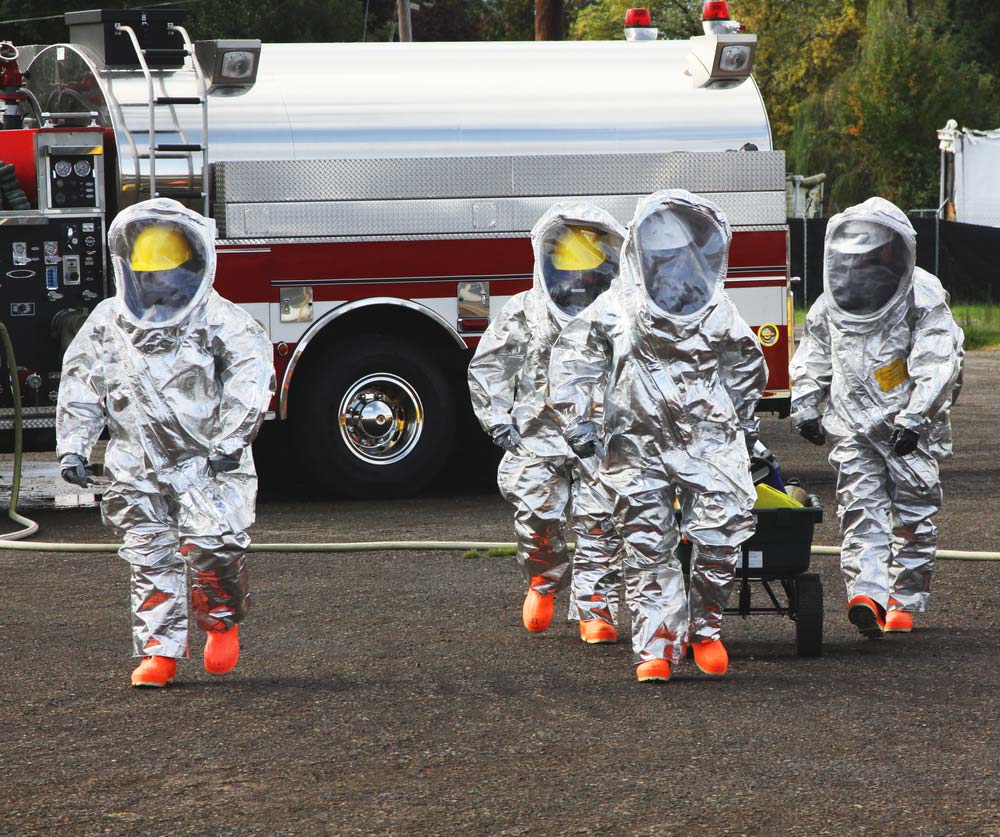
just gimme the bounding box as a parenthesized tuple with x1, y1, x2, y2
(103, 483, 188, 658)
(570, 458, 623, 626)
(886, 450, 941, 612)
(609, 466, 686, 665)
(497, 453, 572, 595)
(687, 543, 741, 642)
(174, 473, 254, 633)
(674, 447, 755, 642)
(830, 437, 893, 608)
(130, 562, 189, 658)
(184, 533, 252, 632)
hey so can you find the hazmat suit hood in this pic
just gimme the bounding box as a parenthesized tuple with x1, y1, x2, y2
(823, 197, 915, 321)
(616, 189, 731, 329)
(530, 203, 626, 329)
(109, 198, 217, 330)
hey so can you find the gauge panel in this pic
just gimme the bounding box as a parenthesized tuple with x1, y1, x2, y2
(48, 155, 99, 210)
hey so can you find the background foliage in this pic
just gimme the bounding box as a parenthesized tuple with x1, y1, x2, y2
(4, 0, 1000, 211)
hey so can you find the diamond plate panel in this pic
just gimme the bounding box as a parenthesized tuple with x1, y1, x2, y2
(223, 191, 785, 239)
(510, 152, 785, 196)
(213, 151, 785, 205)
(216, 158, 515, 204)
(0, 407, 56, 430)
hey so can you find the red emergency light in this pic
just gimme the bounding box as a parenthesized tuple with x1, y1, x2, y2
(702, 1, 732, 20)
(624, 8, 652, 27)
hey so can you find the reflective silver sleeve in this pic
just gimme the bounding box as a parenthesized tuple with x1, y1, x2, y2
(950, 318, 966, 406)
(896, 300, 963, 432)
(547, 303, 613, 433)
(789, 298, 833, 425)
(55, 310, 108, 460)
(213, 307, 277, 457)
(715, 297, 768, 435)
(467, 296, 528, 432)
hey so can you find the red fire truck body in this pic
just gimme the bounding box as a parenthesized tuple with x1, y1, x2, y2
(1, 10, 791, 495)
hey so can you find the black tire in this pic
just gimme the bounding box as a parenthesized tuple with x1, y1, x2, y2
(291, 335, 457, 497)
(794, 573, 824, 658)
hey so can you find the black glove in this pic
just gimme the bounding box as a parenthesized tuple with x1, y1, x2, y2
(566, 421, 606, 460)
(889, 426, 920, 456)
(60, 453, 94, 487)
(797, 418, 826, 446)
(489, 424, 522, 455)
(208, 452, 242, 474)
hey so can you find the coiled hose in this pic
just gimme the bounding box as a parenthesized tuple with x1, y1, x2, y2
(0, 322, 39, 540)
(0, 161, 31, 210)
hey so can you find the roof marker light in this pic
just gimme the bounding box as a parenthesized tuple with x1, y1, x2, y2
(624, 7, 658, 41)
(701, 1, 742, 35)
(624, 8, 651, 27)
(702, 1, 731, 20)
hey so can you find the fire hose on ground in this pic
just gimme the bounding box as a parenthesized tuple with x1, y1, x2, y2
(3, 322, 1000, 561)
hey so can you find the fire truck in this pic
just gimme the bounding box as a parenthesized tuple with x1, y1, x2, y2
(0, 2, 792, 496)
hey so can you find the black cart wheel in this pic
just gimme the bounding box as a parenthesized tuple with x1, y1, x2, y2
(795, 573, 824, 658)
(291, 335, 457, 497)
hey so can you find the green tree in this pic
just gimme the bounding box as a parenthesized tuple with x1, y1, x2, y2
(789, 0, 1000, 210)
(570, 0, 699, 41)
(737, 0, 866, 148)
(188, 0, 368, 42)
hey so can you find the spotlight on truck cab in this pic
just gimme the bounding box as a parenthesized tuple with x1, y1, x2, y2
(194, 39, 261, 96)
(686, 2, 756, 89)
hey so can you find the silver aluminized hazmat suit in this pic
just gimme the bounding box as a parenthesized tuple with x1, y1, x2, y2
(790, 197, 963, 621)
(468, 204, 626, 633)
(56, 198, 275, 659)
(548, 190, 768, 667)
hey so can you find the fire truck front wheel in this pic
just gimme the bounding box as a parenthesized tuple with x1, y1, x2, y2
(292, 336, 457, 497)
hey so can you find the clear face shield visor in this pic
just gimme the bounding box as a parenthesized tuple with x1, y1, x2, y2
(540, 223, 624, 316)
(111, 218, 209, 326)
(828, 220, 910, 315)
(636, 206, 726, 316)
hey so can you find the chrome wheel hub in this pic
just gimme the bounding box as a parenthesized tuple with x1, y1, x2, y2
(338, 373, 424, 465)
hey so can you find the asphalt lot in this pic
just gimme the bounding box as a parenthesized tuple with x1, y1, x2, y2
(1, 352, 998, 836)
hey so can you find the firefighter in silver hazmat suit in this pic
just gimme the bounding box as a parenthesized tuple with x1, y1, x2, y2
(468, 204, 626, 642)
(790, 197, 963, 637)
(548, 190, 767, 681)
(56, 198, 275, 687)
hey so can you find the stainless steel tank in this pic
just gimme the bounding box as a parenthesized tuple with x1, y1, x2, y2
(26, 39, 773, 213)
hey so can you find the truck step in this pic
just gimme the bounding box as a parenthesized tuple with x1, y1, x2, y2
(143, 48, 188, 59)
(154, 96, 203, 106)
(154, 144, 204, 152)
(154, 188, 206, 200)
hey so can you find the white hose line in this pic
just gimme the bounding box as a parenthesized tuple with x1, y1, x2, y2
(809, 545, 1000, 562)
(1, 540, 1000, 561)
(0, 540, 519, 554)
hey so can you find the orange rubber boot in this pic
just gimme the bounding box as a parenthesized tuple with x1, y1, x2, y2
(635, 659, 671, 682)
(131, 655, 177, 688)
(847, 595, 886, 638)
(692, 638, 729, 676)
(885, 609, 914, 633)
(522, 577, 555, 632)
(579, 620, 618, 644)
(204, 624, 240, 675)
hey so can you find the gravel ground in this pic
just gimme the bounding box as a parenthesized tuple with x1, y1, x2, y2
(1, 353, 998, 836)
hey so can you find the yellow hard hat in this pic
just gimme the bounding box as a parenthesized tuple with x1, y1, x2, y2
(551, 227, 607, 271)
(130, 225, 192, 271)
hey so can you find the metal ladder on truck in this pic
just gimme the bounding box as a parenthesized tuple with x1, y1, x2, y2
(114, 21, 209, 217)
